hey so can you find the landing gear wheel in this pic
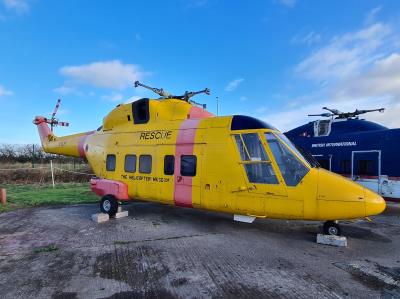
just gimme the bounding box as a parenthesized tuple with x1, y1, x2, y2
(100, 195, 118, 216)
(323, 221, 341, 236)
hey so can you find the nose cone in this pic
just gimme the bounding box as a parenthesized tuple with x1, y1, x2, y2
(364, 188, 386, 216)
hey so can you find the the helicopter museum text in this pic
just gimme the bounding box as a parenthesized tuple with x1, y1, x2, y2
(121, 174, 170, 183)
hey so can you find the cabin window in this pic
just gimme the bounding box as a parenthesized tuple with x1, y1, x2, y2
(265, 133, 309, 186)
(234, 133, 278, 184)
(357, 160, 373, 176)
(106, 154, 116, 171)
(139, 155, 152, 174)
(164, 155, 175, 175)
(124, 155, 136, 173)
(181, 155, 197, 177)
(132, 99, 150, 124)
(314, 120, 332, 137)
(340, 160, 351, 174)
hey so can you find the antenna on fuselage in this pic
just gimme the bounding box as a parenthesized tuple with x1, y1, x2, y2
(308, 107, 385, 119)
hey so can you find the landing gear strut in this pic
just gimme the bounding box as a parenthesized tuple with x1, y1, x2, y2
(323, 221, 341, 236)
(100, 195, 119, 216)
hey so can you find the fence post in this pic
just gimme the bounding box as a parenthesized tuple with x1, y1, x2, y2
(0, 188, 6, 206)
(50, 160, 55, 189)
(32, 144, 35, 169)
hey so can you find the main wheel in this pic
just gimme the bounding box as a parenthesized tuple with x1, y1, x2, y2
(100, 195, 118, 216)
(323, 221, 341, 236)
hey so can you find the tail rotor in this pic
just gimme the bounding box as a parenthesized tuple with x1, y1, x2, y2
(48, 99, 69, 131)
(33, 99, 70, 131)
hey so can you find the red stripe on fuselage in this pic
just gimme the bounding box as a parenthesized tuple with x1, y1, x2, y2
(173, 119, 201, 208)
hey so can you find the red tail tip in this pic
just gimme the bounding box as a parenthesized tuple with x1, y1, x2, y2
(33, 116, 47, 125)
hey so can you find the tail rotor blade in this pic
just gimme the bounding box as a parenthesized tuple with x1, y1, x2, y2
(51, 99, 61, 120)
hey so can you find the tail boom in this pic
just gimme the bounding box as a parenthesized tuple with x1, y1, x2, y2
(33, 116, 94, 158)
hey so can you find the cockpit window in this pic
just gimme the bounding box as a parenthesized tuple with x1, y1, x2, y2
(314, 120, 332, 137)
(241, 133, 269, 161)
(265, 132, 309, 186)
(234, 133, 278, 184)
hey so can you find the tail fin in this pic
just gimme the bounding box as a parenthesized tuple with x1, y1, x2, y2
(33, 116, 55, 145)
(33, 116, 94, 158)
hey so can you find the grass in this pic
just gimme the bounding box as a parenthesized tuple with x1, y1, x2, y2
(0, 183, 99, 213)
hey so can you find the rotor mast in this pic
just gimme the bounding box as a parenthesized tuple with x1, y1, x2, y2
(134, 81, 210, 108)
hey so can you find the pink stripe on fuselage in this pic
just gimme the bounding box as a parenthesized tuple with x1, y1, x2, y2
(77, 131, 95, 158)
(173, 119, 201, 207)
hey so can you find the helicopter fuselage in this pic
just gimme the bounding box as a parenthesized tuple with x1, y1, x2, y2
(34, 99, 385, 221)
(286, 117, 400, 202)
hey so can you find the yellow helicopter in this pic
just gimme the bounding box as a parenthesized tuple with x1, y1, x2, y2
(33, 81, 386, 236)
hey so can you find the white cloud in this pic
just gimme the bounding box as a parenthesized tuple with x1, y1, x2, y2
(239, 96, 247, 102)
(334, 53, 400, 100)
(0, 85, 13, 96)
(277, 0, 297, 8)
(53, 86, 82, 96)
(2, 0, 29, 14)
(365, 6, 382, 25)
(59, 60, 143, 90)
(291, 31, 321, 45)
(275, 16, 400, 132)
(255, 106, 269, 114)
(101, 93, 124, 102)
(295, 23, 392, 81)
(225, 78, 244, 92)
(125, 96, 142, 104)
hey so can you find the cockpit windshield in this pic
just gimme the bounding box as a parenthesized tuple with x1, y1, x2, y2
(265, 132, 310, 186)
(273, 133, 310, 167)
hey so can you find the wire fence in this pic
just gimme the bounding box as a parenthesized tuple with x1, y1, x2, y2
(0, 161, 95, 185)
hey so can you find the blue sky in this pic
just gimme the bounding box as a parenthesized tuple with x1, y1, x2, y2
(1, 0, 400, 144)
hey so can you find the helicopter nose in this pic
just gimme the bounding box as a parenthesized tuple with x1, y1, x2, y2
(364, 188, 386, 216)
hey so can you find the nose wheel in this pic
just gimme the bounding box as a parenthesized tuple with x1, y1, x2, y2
(100, 195, 119, 216)
(323, 221, 341, 236)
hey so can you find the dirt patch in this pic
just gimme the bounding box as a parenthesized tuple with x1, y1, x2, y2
(94, 246, 172, 297)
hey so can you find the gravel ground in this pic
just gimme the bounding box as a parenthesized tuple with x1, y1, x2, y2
(0, 201, 399, 299)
